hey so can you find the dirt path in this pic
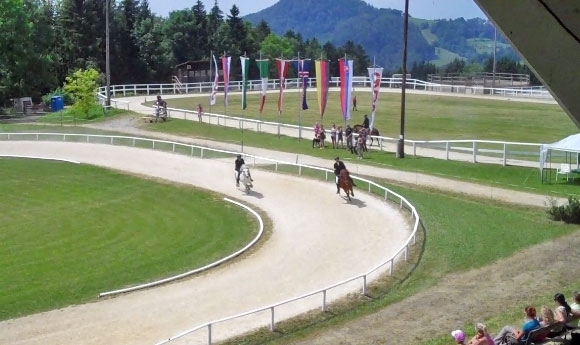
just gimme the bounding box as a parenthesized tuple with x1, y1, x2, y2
(84, 116, 579, 344)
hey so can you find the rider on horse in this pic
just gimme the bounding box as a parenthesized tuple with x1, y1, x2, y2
(333, 157, 355, 194)
(235, 154, 253, 187)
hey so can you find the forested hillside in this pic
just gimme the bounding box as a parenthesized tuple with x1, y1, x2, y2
(244, 0, 519, 68)
(0, 0, 532, 105)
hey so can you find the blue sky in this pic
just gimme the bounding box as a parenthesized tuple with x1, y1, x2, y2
(147, 0, 485, 19)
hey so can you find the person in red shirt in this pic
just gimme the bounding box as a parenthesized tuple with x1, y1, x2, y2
(196, 103, 203, 122)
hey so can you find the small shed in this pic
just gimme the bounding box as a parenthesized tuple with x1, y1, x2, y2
(175, 60, 218, 83)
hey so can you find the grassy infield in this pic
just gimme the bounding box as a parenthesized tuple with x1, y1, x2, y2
(3, 91, 580, 344)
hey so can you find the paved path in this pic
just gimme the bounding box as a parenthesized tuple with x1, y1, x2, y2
(0, 141, 411, 345)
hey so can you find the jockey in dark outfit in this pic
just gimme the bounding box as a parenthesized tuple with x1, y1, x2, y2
(234, 154, 252, 186)
(333, 157, 355, 193)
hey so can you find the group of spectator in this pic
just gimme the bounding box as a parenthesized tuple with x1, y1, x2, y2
(451, 292, 580, 345)
(312, 115, 370, 161)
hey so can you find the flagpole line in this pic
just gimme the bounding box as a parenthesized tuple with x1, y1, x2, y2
(297, 52, 302, 142)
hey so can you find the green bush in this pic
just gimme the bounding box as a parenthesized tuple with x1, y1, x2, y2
(41, 87, 73, 108)
(547, 196, 580, 223)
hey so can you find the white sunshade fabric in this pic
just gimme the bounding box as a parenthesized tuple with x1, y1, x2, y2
(539, 133, 580, 171)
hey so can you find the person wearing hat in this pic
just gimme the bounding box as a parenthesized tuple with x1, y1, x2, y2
(451, 329, 466, 345)
(234, 154, 251, 187)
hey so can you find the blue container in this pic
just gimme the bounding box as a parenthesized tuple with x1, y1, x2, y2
(51, 96, 64, 112)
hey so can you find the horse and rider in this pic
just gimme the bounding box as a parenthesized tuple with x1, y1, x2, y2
(154, 95, 168, 122)
(234, 154, 253, 188)
(333, 157, 355, 199)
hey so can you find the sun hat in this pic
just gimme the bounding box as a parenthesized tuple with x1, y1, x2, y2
(451, 330, 465, 343)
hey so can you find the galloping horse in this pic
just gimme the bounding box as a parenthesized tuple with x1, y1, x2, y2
(353, 124, 380, 146)
(239, 164, 253, 192)
(338, 169, 354, 201)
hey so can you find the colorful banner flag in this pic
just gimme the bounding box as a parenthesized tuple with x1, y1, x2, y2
(339, 58, 354, 121)
(276, 59, 290, 114)
(210, 54, 219, 106)
(221, 55, 231, 106)
(367, 66, 383, 130)
(256, 59, 269, 113)
(240, 56, 249, 110)
(315, 59, 329, 118)
(293, 59, 311, 110)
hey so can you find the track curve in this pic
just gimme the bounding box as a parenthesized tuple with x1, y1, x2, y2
(0, 141, 412, 345)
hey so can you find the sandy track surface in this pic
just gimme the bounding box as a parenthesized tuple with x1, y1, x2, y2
(0, 141, 411, 345)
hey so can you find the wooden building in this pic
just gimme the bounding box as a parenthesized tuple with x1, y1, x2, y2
(175, 60, 220, 83)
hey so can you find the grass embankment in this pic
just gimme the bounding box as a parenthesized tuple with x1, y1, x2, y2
(0, 158, 257, 321)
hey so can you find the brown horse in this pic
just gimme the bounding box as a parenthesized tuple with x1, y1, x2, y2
(339, 169, 354, 201)
(353, 124, 380, 146)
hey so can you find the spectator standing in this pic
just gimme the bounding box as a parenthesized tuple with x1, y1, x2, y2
(196, 103, 203, 122)
(330, 123, 337, 149)
(345, 125, 354, 153)
(352, 95, 357, 111)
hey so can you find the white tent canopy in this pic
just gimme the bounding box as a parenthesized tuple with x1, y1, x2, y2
(540, 133, 580, 177)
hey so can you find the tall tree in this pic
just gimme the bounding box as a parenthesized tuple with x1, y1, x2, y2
(116, 0, 142, 83)
(0, 0, 35, 99)
(192, 0, 209, 56)
(207, 0, 223, 51)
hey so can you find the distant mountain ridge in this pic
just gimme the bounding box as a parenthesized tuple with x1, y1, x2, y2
(244, 0, 515, 70)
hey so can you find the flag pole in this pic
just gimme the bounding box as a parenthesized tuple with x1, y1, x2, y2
(223, 51, 227, 123)
(297, 52, 302, 141)
(209, 50, 212, 120)
(241, 51, 248, 152)
(259, 51, 263, 123)
(343, 53, 347, 132)
(277, 54, 282, 140)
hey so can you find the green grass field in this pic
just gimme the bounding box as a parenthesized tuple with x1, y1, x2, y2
(157, 91, 575, 143)
(0, 158, 257, 320)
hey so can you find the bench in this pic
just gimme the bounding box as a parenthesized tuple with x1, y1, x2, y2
(522, 322, 566, 345)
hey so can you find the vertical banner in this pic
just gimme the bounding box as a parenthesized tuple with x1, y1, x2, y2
(240, 56, 249, 110)
(292, 59, 311, 110)
(210, 54, 219, 106)
(221, 56, 231, 106)
(367, 66, 383, 130)
(339, 59, 354, 121)
(256, 59, 269, 113)
(276, 59, 290, 114)
(315, 59, 329, 118)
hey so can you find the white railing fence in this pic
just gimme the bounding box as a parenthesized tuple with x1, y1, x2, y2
(97, 77, 554, 100)
(0, 133, 422, 345)
(153, 106, 544, 167)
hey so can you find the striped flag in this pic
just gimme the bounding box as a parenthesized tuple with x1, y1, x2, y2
(315, 59, 329, 118)
(221, 56, 231, 106)
(293, 59, 311, 110)
(210, 54, 219, 106)
(256, 59, 269, 113)
(367, 66, 383, 131)
(339, 58, 354, 121)
(276, 59, 290, 114)
(240, 56, 249, 110)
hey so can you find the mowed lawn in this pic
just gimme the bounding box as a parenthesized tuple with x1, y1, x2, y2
(159, 90, 576, 143)
(0, 158, 257, 321)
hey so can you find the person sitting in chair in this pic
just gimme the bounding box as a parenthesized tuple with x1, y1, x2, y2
(333, 157, 355, 193)
(234, 154, 252, 187)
